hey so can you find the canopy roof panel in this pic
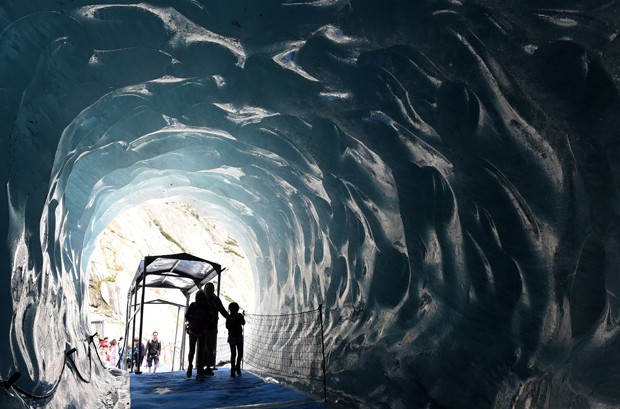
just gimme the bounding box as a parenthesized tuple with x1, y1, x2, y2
(129, 252, 223, 296)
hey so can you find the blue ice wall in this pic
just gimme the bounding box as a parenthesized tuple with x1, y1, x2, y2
(1, 1, 620, 408)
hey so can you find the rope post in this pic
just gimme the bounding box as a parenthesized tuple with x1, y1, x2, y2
(318, 304, 327, 405)
(65, 346, 92, 384)
(89, 332, 106, 367)
(87, 336, 95, 375)
(3, 372, 21, 390)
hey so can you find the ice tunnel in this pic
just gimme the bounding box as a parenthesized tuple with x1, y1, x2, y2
(2, 1, 620, 408)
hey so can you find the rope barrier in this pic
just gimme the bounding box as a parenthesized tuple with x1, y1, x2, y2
(0, 332, 108, 401)
(208, 306, 327, 403)
(66, 346, 93, 384)
(239, 306, 327, 404)
(243, 307, 325, 382)
(10, 356, 66, 400)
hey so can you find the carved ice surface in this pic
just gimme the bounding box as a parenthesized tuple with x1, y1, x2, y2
(1, 1, 620, 408)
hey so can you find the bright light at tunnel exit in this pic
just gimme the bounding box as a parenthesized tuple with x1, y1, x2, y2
(85, 200, 256, 355)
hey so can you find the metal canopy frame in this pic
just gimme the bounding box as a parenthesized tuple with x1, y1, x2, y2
(123, 252, 225, 374)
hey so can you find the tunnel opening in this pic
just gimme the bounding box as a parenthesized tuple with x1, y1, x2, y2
(85, 200, 257, 370)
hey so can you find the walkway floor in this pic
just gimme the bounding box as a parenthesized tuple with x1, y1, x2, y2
(129, 367, 325, 409)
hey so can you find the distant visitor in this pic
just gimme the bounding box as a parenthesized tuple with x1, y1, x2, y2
(130, 338, 145, 373)
(146, 331, 161, 373)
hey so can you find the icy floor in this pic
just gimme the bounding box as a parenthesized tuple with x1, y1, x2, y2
(129, 366, 325, 409)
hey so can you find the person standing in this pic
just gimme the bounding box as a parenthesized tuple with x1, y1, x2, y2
(99, 337, 109, 362)
(185, 290, 215, 379)
(125, 341, 134, 371)
(108, 339, 119, 368)
(226, 302, 245, 377)
(132, 338, 145, 372)
(146, 331, 161, 373)
(116, 337, 125, 369)
(204, 282, 229, 371)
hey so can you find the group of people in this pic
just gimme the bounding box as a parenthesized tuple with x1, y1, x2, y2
(98, 336, 120, 368)
(110, 281, 243, 378)
(126, 332, 162, 373)
(185, 282, 245, 379)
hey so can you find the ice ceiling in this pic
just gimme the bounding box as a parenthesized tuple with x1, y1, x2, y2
(2, 1, 620, 408)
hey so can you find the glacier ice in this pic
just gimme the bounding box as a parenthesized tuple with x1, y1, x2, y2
(1, 0, 620, 408)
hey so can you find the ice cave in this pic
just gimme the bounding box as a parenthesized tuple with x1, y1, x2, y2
(2, 0, 620, 408)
